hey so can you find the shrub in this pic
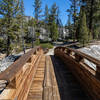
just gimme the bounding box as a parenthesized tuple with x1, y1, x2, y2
(0, 38, 6, 53)
(35, 39, 40, 46)
(40, 43, 53, 49)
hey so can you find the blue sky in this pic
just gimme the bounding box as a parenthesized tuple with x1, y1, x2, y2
(23, 0, 70, 26)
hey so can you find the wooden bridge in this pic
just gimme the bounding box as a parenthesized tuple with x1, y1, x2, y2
(0, 46, 100, 100)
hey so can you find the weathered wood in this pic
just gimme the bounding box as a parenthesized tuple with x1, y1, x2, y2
(0, 55, 39, 100)
(0, 46, 40, 82)
(17, 55, 41, 100)
(75, 53, 84, 62)
(66, 47, 100, 66)
(43, 56, 60, 100)
(0, 46, 42, 100)
(0, 80, 7, 91)
(96, 65, 100, 80)
(54, 47, 100, 100)
(27, 55, 45, 100)
(49, 56, 61, 100)
(43, 56, 53, 100)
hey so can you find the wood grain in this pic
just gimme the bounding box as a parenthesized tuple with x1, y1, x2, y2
(54, 47, 100, 100)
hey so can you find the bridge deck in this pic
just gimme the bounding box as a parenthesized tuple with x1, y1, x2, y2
(51, 56, 89, 100)
(27, 55, 45, 100)
(0, 47, 99, 100)
(26, 55, 89, 100)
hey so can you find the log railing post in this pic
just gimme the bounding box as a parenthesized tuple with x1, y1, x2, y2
(0, 80, 7, 92)
(75, 54, 84, 63)
(96, 65, 100, 80)
(54, 46, 100, 100)
(66, 49, 72, 56)
(7, 78, 16, 89)
(27, 57, 32, 63)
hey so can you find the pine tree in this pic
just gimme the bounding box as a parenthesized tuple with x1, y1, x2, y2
(67, 0, 79, 41)
(0, 18, 3, 34)
(49, 3, 58, 23)
(79, 9, 88, 46)
(19, 0, 25, 53)
(50, 21, 58, 41)
(81, 0, 100, 40)
(44, 5, 49, 24)
(14, 0, 25, 49)
(33, 0, 42, 44)
(93, 0, 100, 39)
(77, 7, 83, 41)
(48, 3, 59, 41)
(82, 0, 94, 39)
(20, 0, 24, 16)
(17, 0, 25, 34)
(44, 5, 49, 39)
(48, 3, 58, 26)
(33, 0, 42, 21)
(66, 14, 72, 39)
(0, 0, 20, 55)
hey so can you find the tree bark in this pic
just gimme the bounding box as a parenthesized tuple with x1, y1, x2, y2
(6, 36, 10, 56)
(89, 0, 94, 39)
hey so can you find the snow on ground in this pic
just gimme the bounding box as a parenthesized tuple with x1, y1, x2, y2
(46, 44, 100, 71)
(79, 45, 100, 59)
(46, 47, 56, 56)
(0, 54, 21, 72)
(1, 44, 100, 73)
(79, 45, 100, 70)
(0, 49, 31, 73)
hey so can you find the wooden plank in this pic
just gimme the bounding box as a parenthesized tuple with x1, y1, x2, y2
(27, 55, 45, 100)
(43, 56, 60, 100)
(43, 56, 53, 100)
(0, 47, 41, 82)
(17, 55, 42, 100)
(0, 55, 39, 100)
(49, 56, 61, 100)
(54, 47, 100, 100)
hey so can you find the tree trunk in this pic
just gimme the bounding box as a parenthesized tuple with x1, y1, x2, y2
(89, 0, 94, 39)
(73, 0, 76, 42)
(6, 36, 10, 56)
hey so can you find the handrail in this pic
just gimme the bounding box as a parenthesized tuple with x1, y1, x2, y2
(66, 47, 100, 66)
(0, 46, 43, 99)
(54, 46, 100, 100)
(55, 47, 100, 70)
(0, 46, 41, 82)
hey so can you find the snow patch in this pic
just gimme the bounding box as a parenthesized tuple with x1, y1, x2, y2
(0, 54, 21, 73)
(79, 45, 100, 70)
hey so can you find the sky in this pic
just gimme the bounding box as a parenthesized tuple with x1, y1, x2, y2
(23, 0, 70, 26)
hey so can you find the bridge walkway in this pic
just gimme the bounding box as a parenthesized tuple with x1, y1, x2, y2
(27, 55, 45, 100)
(27, 55, 89, 100)
(51, 55, 89, 100)
(0, 47, 99, 100)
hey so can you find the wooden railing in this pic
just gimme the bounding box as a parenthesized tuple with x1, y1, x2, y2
(0, 46, 43, 100)
(54, 47, 100, 100)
